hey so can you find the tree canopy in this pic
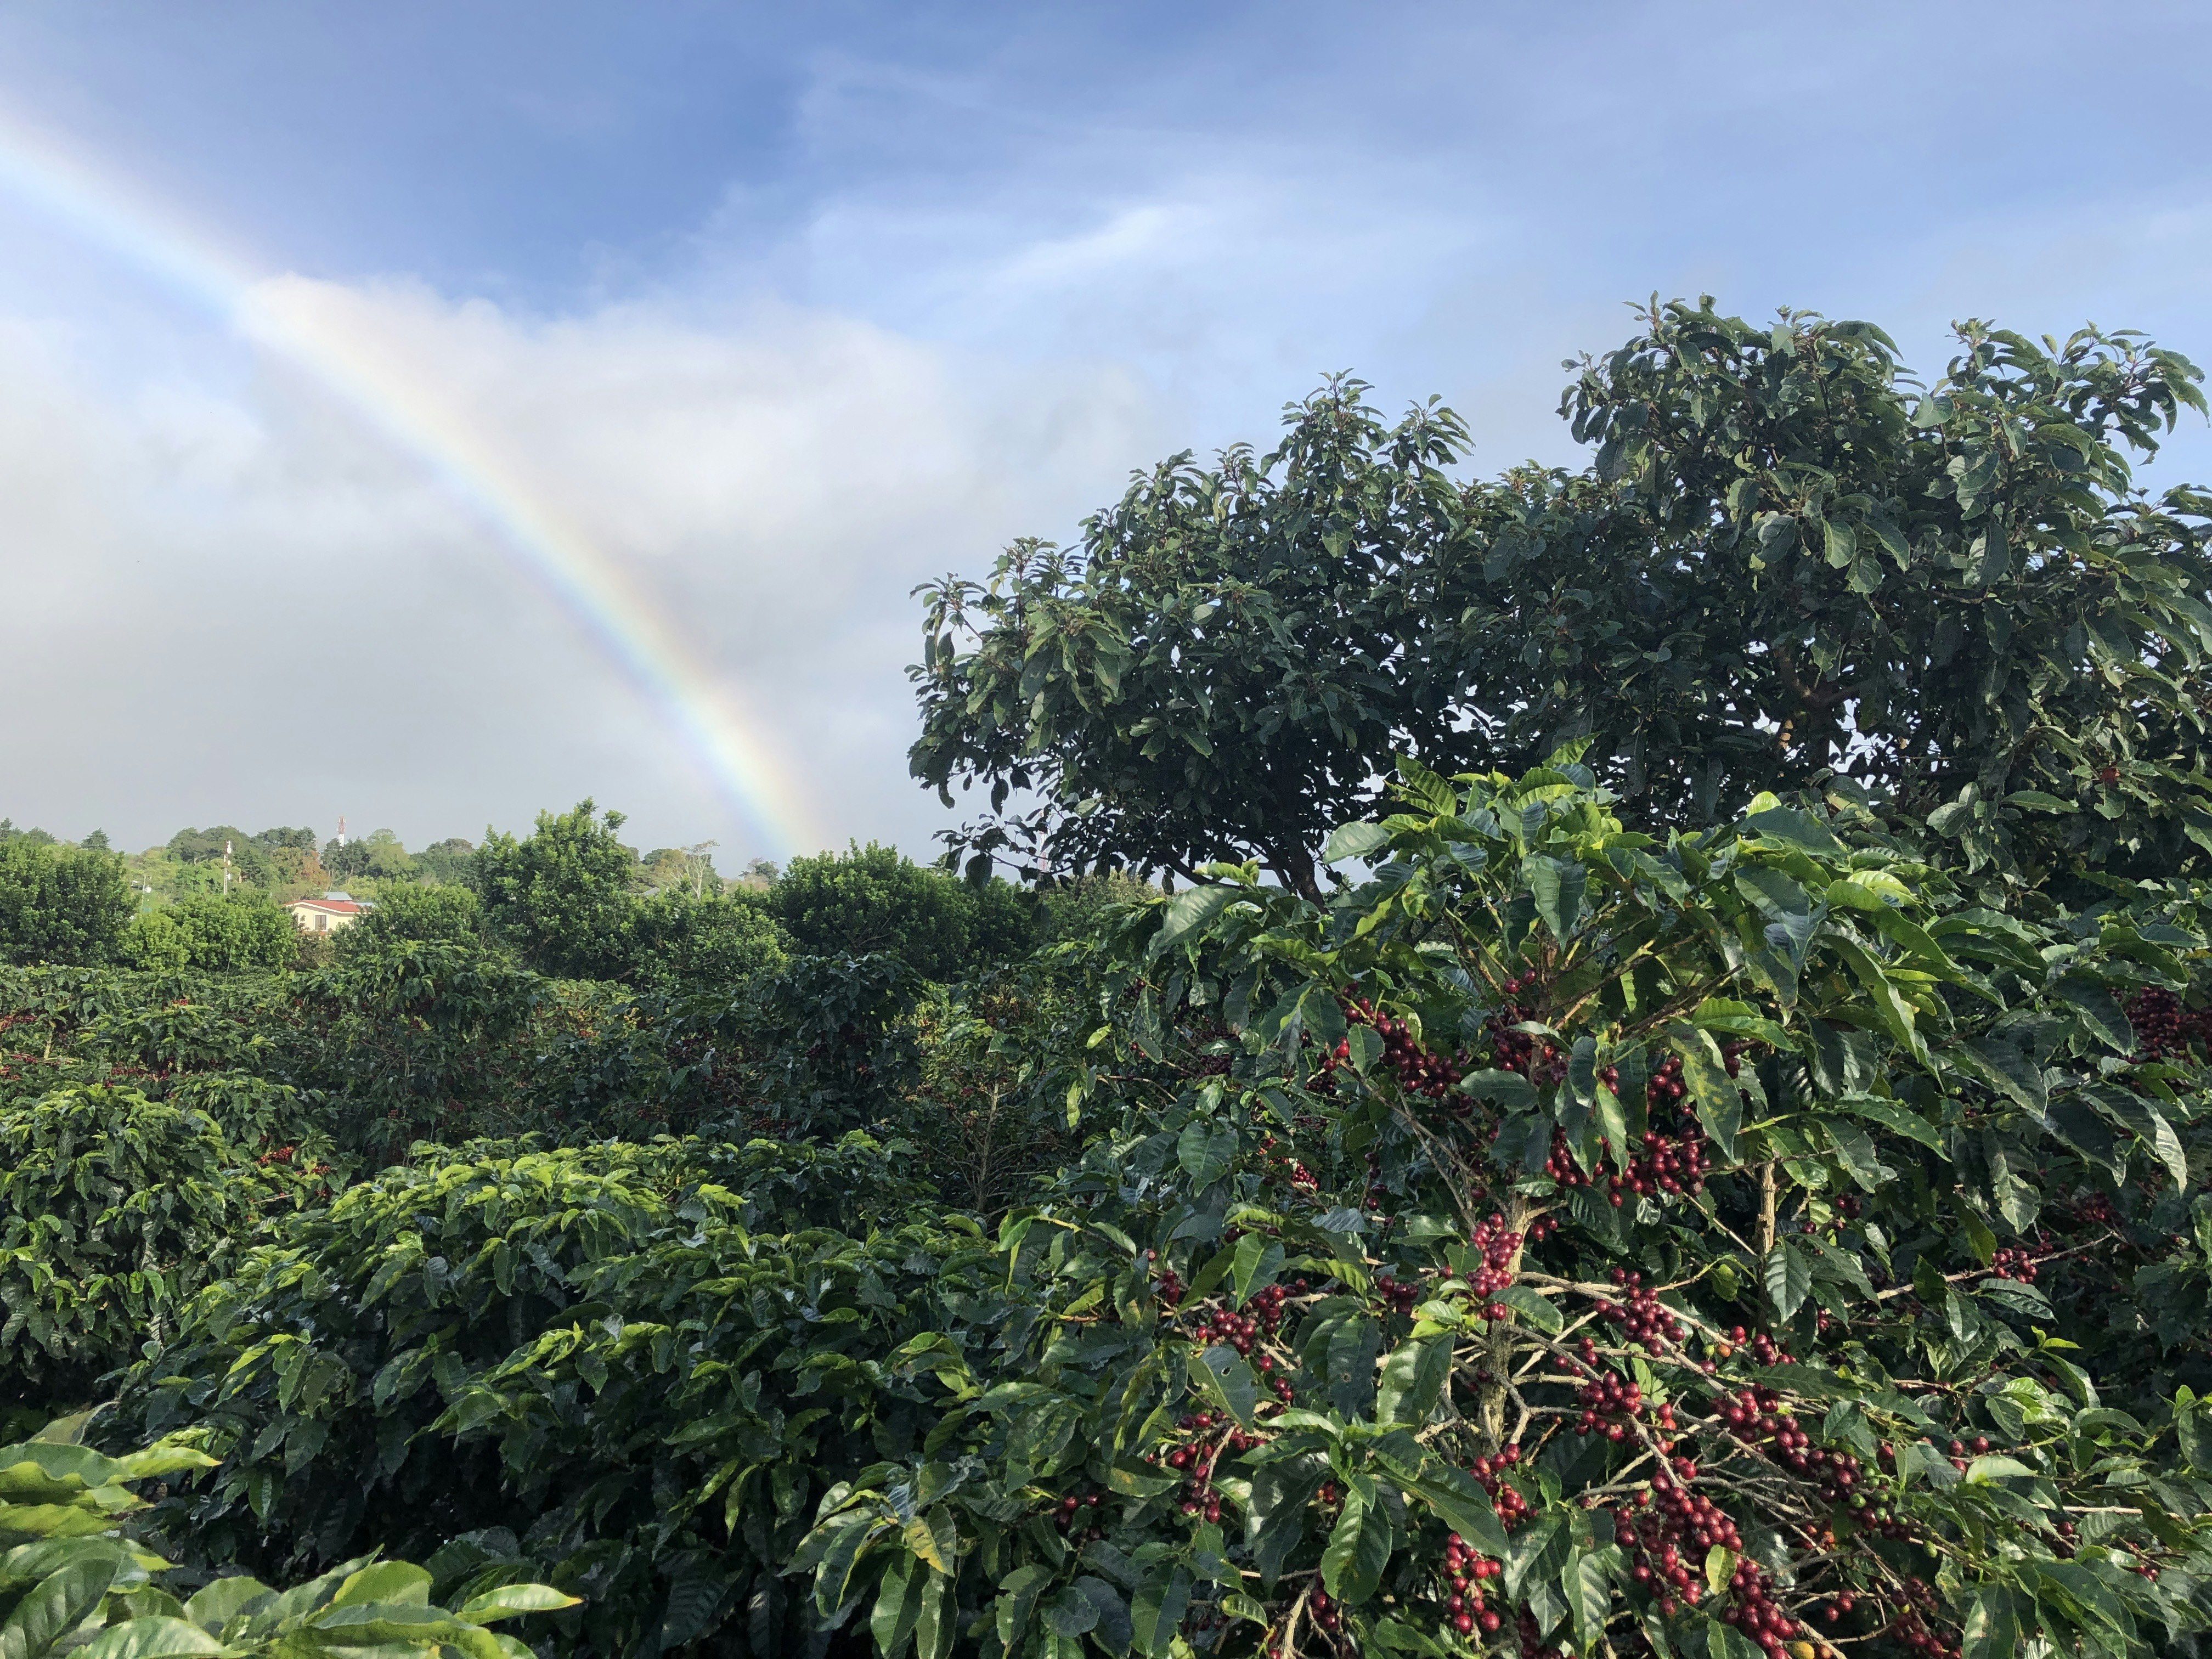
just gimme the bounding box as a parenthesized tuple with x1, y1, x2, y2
(0, 837, 133, 966)
(771, 842, 1043, 981)
(913, 302, 2212, 894)
(474, 801, 640, 979)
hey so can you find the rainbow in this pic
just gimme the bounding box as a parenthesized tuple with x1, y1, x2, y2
(0, 101, 823, 856)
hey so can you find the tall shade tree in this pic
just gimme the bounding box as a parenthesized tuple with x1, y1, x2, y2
(474, 801, 638, 980)
(911, 302, 2212, 894)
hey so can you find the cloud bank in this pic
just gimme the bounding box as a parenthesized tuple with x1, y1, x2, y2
(0, 278, 1162, 858)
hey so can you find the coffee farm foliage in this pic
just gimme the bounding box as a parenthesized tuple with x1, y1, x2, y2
(0, 1418, 577, 1659)
(0, 757, 2204, 1659)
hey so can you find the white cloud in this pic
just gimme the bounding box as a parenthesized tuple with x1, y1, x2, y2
(0, 278, 1164, 859)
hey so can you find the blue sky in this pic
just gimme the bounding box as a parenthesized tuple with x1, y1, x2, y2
(3, 2, 2210, 860)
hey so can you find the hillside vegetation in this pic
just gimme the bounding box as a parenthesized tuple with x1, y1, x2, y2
(8, 302, 2212, 1659)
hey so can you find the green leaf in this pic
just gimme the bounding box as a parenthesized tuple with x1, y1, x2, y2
(333, 1561, 432, 1608)
(1151, 888, 1237, 958)
(1491, 1285, 1562, 1335)
(1668, 1028, 1741, 1161)
(912, 1570, 952, 1659)
(1401, 1468, 1509, 1560)
(69, 1621, 227, 1659)
(1176, 1120, 1237, 1186)
(1128, 1568, 1192, 1658)
(1503, 1515, 1565, 1600)
(1195, 1346, 1259, 1431)
(181, 1577, 271, 1637)
(1319, 1488, 1392, 1607)
(1960, 1585, 2021, 1659)
(1565, 1548, 1619, 1651)
(1322, 823, 1393, 864)
(1763, 1243, 1811, 1323)
(995, 1566, 1054, 1650)
(1, 1554, 121, 1659)
(1375, 1335, 1451, 1426)
(456, 1584, 579, 1624)
(1525, 857, 1586, 942)
(871, 1553, 922, 1659)
(1458, 1070, 1538, 1111)
(1228, 1233, 1285, 1307)
(1043, 1583, 1100, 1639)
(1832, 1093, 1942, 1149)
(1074, 1577, 1133, 1656)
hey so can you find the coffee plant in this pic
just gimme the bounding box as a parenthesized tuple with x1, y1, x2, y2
(0, 1418, 574, 1659)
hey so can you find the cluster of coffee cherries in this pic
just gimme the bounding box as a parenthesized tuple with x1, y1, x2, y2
(2124, 986, 2210, 1062)
(1146, 1251, 1186, 1308)
(1186, 1282, 1293, 1360)
(1613, 1126, 1713, 1201)
(1310, 997, 1472, 1101)
(1932, 1432, 1991, 1475)
(1543, 1122, 1714, 1209)
(1513, 1606, 1565, 1659)
(2074, 1190, 2119, 1226)
(1599, 1268, 1686, 1353)
(1046, 1491, 1107, 1539)
(1373, 1271, 1424, 1316)
(1465, 1445, 1530, 1530)
(1571, 1369, 1652, 1441)
(1466, 1212, 1522, 1317)
(1165, 1413, 1232, 1523)
(1713, 1552, 1805, 1659)
(1436, 1533, 1504, 1638)
(1716, 1388, 1867, 1504)
(1305, 1587, 1346, 1639)
(1988, 1246, 2038, 1284)
(1711, 1324, 1788, 1367)
(1611, 1484, 1726, 1617)
(1486, 995, 1575, 1097)
(1886, 1581, 1959, 1659)
(1256, 1133, 1320, 1194)
(1543, 1126, 1597, 1190)
(1644, 1052, 1688, 1105)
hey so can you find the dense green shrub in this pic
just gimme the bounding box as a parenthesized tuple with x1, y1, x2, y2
(772, 843, 1042, 981)
(123, 893, 297, 974)
(0, 839, 133, 967)
(340, 882, 489, 952)
(0, 1086, 306, 1415)
(115, 1138, 999, 1657)
(55, 757, 2212, 1659)
(0, 1423, 574, 1659)
(475, 801, 639, 980)
(624, 889, 789, 989)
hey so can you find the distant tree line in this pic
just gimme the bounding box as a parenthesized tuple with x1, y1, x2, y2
(0, 800, 1063, 988)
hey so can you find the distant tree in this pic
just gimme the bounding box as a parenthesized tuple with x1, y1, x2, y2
(81, 830, 109, 852)
(740, 857, 780, 887)
(123, 892, 295, 973)
(475, 802, 639, 979)
(0, 839, 133, 966)
(413, 837, 477, 886)
(625, 890, 787, 989)
(339, 882, 487, 954)
(324, 828, 414, 885)
(266, 844, 334, 893)
(251, 826, 318, 852)
(769, 843, 1040, 981)
(165, 825, 273, 888)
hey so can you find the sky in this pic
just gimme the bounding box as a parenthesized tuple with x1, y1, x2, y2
(3, 1, 2211, 865)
